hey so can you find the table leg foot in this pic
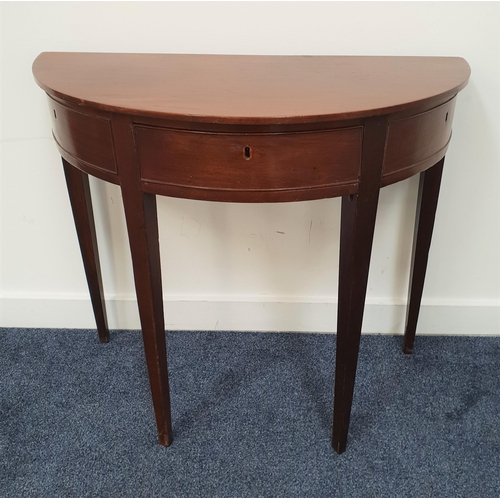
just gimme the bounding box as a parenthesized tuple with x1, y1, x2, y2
(402, 344, 413, 355)
(332, 439, 347, 455)
(62, 158, 109, 343)
(403, 158, 444, 354)
(159, 431, 173, 447)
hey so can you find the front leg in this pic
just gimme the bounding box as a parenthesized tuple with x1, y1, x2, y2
(332, 116, 387, 454)
(121, 188, 173, 446)
(113, 115, 173, 446)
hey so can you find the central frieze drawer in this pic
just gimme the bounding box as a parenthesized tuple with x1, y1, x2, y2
(134, 126, 362, 191)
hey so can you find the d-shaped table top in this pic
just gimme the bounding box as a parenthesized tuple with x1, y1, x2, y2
(33, 53, 470, 203)
(33, 52, 470, 125)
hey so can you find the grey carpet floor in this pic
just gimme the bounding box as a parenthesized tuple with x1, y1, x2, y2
(1, 328, 499, 497)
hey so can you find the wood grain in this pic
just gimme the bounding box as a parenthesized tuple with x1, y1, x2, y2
(33, 52, 470, 453)
(332, 115, 388, 454)
(134, 126, 362, 201)
(383, 98, 455, 179)
(403, 158, 445, 354)
(113, 114, 173, 447)
(33, 53, 470, 125)
(63, 159, 109, 343)
(50, 97, 116, 173)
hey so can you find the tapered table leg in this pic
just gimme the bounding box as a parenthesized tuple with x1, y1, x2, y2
(403, 158, 445, 354)
(63, 159, 109, 343)
(121, 188, 173, 446)
(331, 117, 387, 454)
(111, 115, 173, 446)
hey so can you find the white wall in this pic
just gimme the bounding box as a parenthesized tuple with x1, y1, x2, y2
(1, 2, 499, 334)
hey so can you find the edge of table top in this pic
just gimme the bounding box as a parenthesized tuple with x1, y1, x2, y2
(33, 52, 470, 125)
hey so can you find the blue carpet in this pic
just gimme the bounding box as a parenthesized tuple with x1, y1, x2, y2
(0, 328, 499, 497)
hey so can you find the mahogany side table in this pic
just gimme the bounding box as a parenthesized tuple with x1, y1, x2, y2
(33, 53, 470, 453)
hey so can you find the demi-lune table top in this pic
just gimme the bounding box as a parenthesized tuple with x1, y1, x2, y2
(32, 52, 470, 125)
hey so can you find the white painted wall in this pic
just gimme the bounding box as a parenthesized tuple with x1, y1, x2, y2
(1, 2, 499, 334)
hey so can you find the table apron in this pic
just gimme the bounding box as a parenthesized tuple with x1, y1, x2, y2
(47, 96, 457, 201)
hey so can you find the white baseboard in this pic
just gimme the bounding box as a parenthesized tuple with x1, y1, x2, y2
(1, 293, 498, 335)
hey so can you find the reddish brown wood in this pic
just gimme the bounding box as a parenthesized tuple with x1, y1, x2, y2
(135, 126, 362, 202)
(403, 158, 445, 354)
(33, 53, 470, 453)
(332, 116, 388, 454)
(141, 179, 358, 203)
(51, 98, 116, 173)
(111, 114, 173, 446)
(33, 53, 470, 125)
(62, 159, 109, 343)
(383, 98, 455, 183)
(33, 55, 471, 201)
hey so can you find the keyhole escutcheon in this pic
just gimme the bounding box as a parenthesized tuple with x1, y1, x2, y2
(244, 146, 252, 160)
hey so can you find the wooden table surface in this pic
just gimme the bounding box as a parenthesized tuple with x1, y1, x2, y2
(33, 53, 470, 453)
(33, 53, 469, 123)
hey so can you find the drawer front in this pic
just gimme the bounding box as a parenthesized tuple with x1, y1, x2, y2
(383, 98, 456, 177)
(134, 126, 362, 192)
(49, 98, 116, 173)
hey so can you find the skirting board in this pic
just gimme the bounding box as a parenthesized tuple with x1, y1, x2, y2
(1, 294, 499, 335)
